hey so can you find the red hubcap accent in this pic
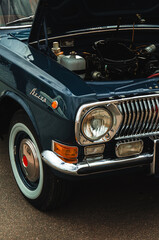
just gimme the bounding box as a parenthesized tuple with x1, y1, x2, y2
(22, 155, 28, 168)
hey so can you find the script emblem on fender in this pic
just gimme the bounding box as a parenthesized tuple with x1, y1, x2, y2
(30, 88, 47, 103)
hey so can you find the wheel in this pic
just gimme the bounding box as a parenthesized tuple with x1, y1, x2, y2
(9, 110, 70, 211)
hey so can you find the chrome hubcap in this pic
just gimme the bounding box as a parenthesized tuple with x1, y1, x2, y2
(19, 139, 40, 182)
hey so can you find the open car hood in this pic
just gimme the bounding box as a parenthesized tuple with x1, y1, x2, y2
(29, 0, 159, 43)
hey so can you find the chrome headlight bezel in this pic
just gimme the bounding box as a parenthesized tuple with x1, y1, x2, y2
(81, 107, 113, 141)
(75, 101, 123, 146)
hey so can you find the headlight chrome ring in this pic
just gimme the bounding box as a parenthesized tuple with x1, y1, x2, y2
(81, 108, 113, 141)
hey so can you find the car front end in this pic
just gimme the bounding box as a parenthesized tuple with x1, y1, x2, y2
(2, 0, 159, 210)
(28, 0, 159, 178)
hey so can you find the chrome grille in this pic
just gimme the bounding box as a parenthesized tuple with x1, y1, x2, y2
(116, 96, 159, 140)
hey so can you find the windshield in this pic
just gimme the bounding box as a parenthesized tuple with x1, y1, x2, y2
(0, 0, 39, 27)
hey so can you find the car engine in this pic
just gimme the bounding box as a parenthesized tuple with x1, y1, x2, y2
(51, 38, 159, 81)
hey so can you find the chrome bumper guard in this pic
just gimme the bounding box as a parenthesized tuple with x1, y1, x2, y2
(41, 150, 153, 176)
(150, 140, 159, 175)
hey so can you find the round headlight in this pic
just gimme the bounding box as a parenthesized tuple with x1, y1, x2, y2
(81, 108, 113, 141)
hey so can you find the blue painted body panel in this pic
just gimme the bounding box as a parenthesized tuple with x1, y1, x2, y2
(0, 27, 159, 153)
(0, 29, 97, 150)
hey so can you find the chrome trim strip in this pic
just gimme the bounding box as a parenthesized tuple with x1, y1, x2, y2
(0, 25, 31, 30)
(115, 131, 159, 140)
(42, 150, 153, 176)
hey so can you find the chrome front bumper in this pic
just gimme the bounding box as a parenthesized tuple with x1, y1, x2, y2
(41, 150, 153, 176)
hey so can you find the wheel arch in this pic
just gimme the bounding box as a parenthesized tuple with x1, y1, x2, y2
(0, 91, 39, 137)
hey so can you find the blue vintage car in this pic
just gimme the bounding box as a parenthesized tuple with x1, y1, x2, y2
(1, 0, 159, 210)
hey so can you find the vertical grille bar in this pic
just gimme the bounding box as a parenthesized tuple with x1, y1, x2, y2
(145, 99, 153, 133)
(136, 100, 144, 134)
(124, 101, 132, 135)
(128, 101, 136, 135)
(116, 96, 159, 139)
(117, 104, 123, 137)
(154, 98, 159, 131)
(132, 100, 140, 134)
(140, 100, 149, 133)
(148, 99, 156, 132)
(119, 102, 128, 136)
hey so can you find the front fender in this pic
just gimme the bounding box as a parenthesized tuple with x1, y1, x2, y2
(1, 91, 39, 137)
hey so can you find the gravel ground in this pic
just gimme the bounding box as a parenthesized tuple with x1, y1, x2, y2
(1, 136, 159, 240)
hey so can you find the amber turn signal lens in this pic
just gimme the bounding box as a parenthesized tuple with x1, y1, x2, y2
(51, 100, 58, 109)
(53, 141, 78, 164)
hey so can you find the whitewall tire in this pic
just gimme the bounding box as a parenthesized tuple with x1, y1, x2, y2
(9, 110, 71, 210)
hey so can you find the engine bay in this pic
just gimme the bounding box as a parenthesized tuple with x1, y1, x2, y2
(84, 40, 159, 81)
(39, 27, 159, 82)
